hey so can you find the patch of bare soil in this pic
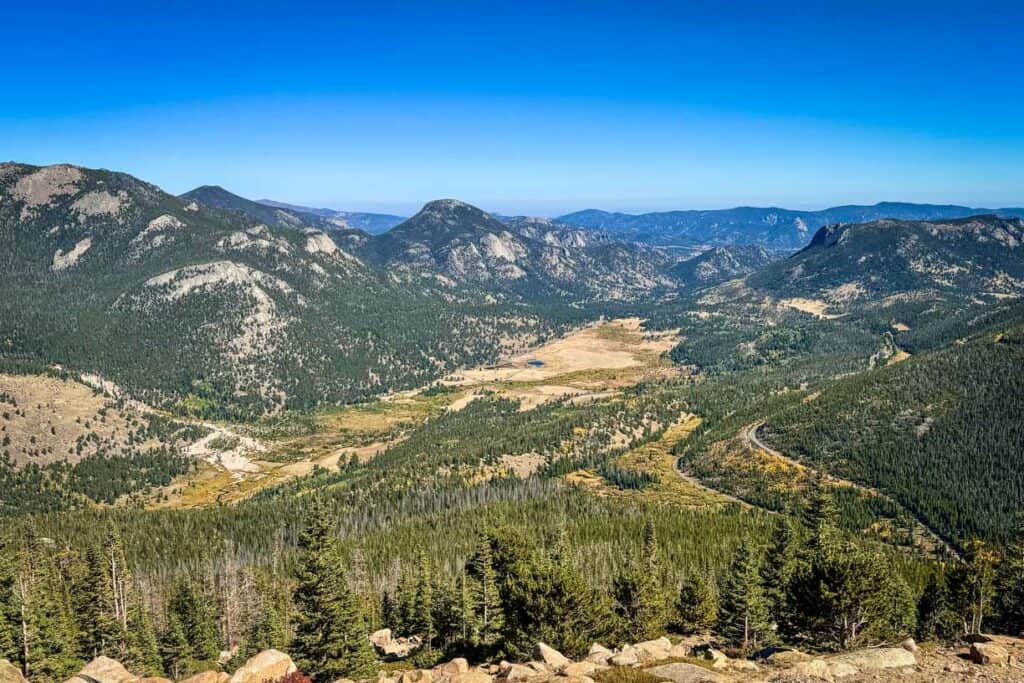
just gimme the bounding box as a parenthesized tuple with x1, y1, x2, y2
(0, 373, 156, 466)
(779, 297, 844, 319)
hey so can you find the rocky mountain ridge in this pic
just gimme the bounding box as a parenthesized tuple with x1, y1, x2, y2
(746, 214, 1024, 313)
(559, 202, 1024, 250)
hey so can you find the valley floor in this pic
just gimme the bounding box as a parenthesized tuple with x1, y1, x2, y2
(147, 317, 686, 507)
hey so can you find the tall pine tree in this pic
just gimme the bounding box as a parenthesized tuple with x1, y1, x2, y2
(291, 500, 376, 682)
(466, 533, 503, 651)
(76, 545, 123, 659)
(674, 574, 717, 635)
(995, 514, 1024, 635)
(612, 524, 667, 642)
(717, 544, 771, 654)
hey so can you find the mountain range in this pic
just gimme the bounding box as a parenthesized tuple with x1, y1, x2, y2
(0, 163, 675, 417)
(559, 202, 1024, 250)
(4, 160, 1024, 419)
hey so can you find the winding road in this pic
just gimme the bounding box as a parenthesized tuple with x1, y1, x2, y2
(742, 421, 956, 556)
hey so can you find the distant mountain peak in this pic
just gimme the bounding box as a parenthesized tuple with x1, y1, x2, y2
(422, 198, 478, 211)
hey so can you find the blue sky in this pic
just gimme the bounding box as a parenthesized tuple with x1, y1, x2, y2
(3, 1, 1023, 215)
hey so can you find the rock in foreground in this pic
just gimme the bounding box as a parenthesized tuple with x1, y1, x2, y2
(227, 650, 296, 683)
(0, 660, 27, 683)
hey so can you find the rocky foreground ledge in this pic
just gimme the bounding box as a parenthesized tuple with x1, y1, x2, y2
(3, 633, 1024, 683)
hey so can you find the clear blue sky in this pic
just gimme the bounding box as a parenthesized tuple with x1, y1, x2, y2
(3, 1, 1023, 215)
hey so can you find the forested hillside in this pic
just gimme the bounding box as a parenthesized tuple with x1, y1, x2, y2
(761, 324, 1024, 544)
(0, 163, 598, 418)
(748, 215, 1024, 312)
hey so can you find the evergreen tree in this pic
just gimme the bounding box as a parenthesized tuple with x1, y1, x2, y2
(466, 534, 503, 650)
(167, 579, 219, 665)
(949, 539, 998, 635)
(21, 548, 81, 683)
(641, 519, 659, 573)
(291, 500, 377, 682)
(394, 570, 417, 636)
(717, 544, 771, 654)
(785, 486, 915, 649)
(801, 483, 840, 554)
(245, 599, 288, 656)
(76, 545, 122, 658)
(0, 548, 18, 662)
(674, 574, 718, 635)
(761, 514, 797, 632)
(788, 538, 915, 649)
(494, 529, 614, 660)
(916, 567, 959, 643)
(612, 519, 667, 641)
(124, 597, 162, 676)
(994, 514, 1024, 635)
(159, 614, 190, 681)
(430, 577, 462, 651)
(412, 551, 434, 649)
(612, 560, 666, 642)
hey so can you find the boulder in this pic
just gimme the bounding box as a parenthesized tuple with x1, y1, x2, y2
(585, 645, 613, 665)
(178, 672, 229, 683)
(777, 659, 857, 682)
(764, 649, 811, 665)
(561, 662, 600, 677)
(633, 637, 672, 662)
(826, 647, 915, 672)
(524, 663, 548, 675)
(332, 679, 358, 683)
(228, 650, 297, 683)
(608, 650, 639, 667)
(969, 642, 1011, 666)
(725, 660, 758, 673)
(496, 662, 539, 681)
(553, 677, 594, 683)
(900, 637, 918, 653)
(775, 660, 829, 681)
(672, 636, 711, 655)
(692, 647, 728, 669)
(667, 644, 692, 659)
(0, 660, 27, 683)
(535, 643, 570, 670)
(447, 673, 491, 683)
(433, 659, 470, 678)
(73, 657, 138, 683)
(137, 678, 173, 683)
(644, 662, 727, 683)
(398, 671, 432, 683)
(372, 630, 420, 660)
(371, 629, 394, 650)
